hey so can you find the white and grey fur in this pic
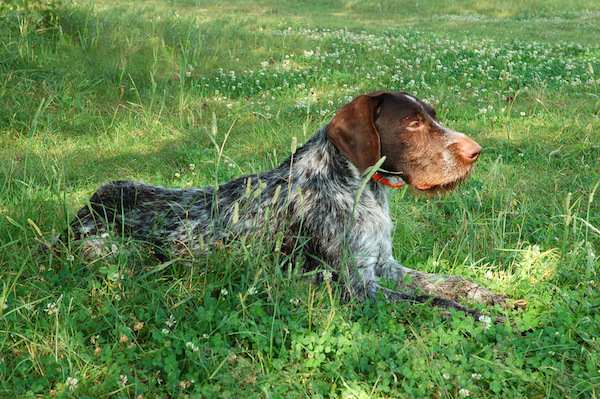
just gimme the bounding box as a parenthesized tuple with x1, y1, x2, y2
(64, 91, 511, 320)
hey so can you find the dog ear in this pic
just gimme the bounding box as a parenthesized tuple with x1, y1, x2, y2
(326, 92, 386, 173)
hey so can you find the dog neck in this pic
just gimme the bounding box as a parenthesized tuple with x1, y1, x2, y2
(372, 172, 405, 188)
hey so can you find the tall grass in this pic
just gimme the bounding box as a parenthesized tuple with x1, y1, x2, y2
(1, 0, 599, 397)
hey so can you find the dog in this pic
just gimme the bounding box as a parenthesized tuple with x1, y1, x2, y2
(63, 91, 510, 319)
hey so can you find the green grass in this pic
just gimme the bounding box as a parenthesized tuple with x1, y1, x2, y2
(1, 0, 600, 397)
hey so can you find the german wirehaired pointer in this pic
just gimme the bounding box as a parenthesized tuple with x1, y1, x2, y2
(63, 91, 511, 319)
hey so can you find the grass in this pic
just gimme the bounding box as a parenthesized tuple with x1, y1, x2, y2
(1, 0, 600, 397)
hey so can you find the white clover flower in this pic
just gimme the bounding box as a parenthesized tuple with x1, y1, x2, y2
(471, 373, 482, 380)
(290, 298, 300, 305)
(459, 388, 470, 397)
(479, 315, 492, 329)
(260, 61, 269, 68)
(485, 271, 494, 280)
(66, 254, 75, 262)
(186, 342, 199, 352)
(165, 315, 177, 327)
(247, 286, 258, 295)
(44, 302, 58, 315)
(520, 111, 526, 116)
(322, 270, 333, 282)
(118, 374, 128, 387)
(111, 271, 124, 282)
(179, 380, 191, 389)
(189, 163, 195, 170)
(161, 328, 170, 334)
(202, 333, 210, 339)
(66, 376, 78, 390)
(221, 288, 229, 296)
(443, 373, 450, 380)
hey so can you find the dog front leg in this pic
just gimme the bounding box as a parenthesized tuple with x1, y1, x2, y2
(401, 266, 510, 308)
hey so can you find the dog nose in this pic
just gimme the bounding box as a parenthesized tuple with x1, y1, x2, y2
(459, 140, 482, 163)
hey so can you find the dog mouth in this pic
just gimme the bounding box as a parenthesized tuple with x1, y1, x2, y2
(415, 183, 434, 191)
(404, 161, 478, 194)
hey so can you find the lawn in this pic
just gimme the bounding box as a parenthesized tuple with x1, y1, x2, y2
(1, 0, 599, 397)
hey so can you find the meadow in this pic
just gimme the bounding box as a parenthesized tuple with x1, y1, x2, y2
(1, 0, 599, 397)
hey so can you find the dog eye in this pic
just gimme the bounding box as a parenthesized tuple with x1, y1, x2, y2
(408, 121, 420, 128)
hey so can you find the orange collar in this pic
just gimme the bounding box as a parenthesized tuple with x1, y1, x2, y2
(372, 172, 405, 188)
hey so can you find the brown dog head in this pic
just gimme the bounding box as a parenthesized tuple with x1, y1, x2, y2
(326, 91, 481, 193)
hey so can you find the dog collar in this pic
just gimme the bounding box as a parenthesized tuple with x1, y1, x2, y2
(372, 172, 405, 188)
